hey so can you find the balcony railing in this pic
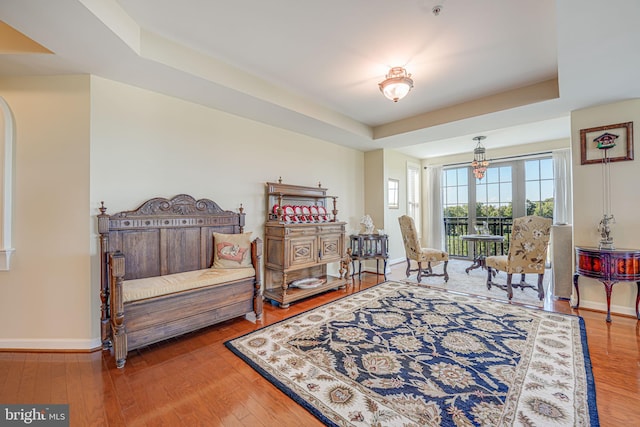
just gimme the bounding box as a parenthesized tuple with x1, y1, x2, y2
(444, 217, 513, 258)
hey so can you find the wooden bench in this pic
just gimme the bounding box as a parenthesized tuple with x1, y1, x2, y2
(98, 194, 262, 368)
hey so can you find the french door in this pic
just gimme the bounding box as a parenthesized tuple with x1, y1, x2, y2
(443, 156, 553, 257)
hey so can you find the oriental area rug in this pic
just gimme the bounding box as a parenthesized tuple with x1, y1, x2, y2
(403, 259, 548, 307)
(225, 281, 599, 427)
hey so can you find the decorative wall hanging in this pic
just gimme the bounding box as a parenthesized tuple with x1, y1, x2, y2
(579, 122, 635, 249)
(580, 121, 634, 165)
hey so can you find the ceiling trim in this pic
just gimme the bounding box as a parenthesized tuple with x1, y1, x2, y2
(373, 78, 559, 139)
(0, 21, 51, 54)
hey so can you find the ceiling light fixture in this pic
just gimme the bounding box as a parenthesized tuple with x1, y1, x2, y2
(471, 136, 490, 180)
(378, 67, 414, 102)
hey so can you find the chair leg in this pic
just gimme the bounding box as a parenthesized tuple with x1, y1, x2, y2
(537, 273, 545, 300)
(443, 260, 449, 282)
(487, 268, 515, 300)
(512, 273, 545, 300)
(410, 259, 449, 283)
(519, 273, 526, 289)
(506, 273, 513, 300)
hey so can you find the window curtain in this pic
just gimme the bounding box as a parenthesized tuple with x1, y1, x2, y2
(424, 165, 444, 249)
(552, 149, 573, 225)
(407, 163, 421, 234)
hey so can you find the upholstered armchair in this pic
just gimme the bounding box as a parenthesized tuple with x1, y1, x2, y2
(398, 215, 449, 283)
(486, 215, 552, 300)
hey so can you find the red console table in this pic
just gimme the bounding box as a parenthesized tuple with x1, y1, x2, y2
(573, 246, 640, 322)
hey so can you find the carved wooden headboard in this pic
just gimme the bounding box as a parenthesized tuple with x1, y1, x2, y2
(98, 194, 245, 282)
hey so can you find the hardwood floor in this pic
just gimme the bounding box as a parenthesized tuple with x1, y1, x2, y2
(1, 264, 639, 426)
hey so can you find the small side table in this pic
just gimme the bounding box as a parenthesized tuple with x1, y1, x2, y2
(461, 234, 505, 273)
(573, 246, 640, 322)
(350, 234, 388, 281)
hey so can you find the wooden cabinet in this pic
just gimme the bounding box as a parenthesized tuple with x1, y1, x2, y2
(264, 181, 347, 308)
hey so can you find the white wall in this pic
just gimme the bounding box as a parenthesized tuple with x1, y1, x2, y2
(360, 149, 423, 274)
(363, 150, 383, 228)
(0, 75, 92, 349)
(89, 76, 366, 343)
(571, 98, 640, 317)
(0, 74, 365, 350)
(383, 149, 421, 263)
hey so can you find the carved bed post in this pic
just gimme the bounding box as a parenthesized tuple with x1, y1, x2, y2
(109, 251, 127, 368)
(252, 237, 264, 320)
(97, 202, 111, 349)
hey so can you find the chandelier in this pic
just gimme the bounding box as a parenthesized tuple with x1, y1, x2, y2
(471, 136, 489, 180)
(379, 67, 414, 102)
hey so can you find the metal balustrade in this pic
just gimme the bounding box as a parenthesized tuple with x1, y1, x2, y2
(444, 217, 513, 258)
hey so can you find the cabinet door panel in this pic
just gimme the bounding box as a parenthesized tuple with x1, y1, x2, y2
(320, 234, 342, 263)
(288, 237, 317, 267)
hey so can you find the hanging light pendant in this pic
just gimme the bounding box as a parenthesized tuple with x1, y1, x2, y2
(471, 136, 490, 180)
(379, 67, 414, 102)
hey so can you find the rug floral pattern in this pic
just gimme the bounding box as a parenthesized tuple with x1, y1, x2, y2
(226, 282, 597, 426)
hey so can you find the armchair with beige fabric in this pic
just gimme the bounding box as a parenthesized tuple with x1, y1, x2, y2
(486, 215, 552, 301)
(398, 215, 449, 283)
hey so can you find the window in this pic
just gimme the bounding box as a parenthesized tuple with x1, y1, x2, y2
(388, 178, 399, 209)
(475, 164, 513, 235)
(443, 167, 468, 218)
(442, 167, 469, 256)
(525, 158, 554, 218)
(442, 155, 553, 257)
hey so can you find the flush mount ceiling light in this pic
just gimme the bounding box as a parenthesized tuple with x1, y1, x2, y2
(471, 136, 490, 180)
(378, 67, 414, 102)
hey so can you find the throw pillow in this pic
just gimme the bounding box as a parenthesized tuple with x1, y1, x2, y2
(212, 232, 252, 269)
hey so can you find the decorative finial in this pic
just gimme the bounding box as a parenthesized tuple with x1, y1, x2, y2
(239, 203, 244, 214)
(278, 176, 282, 183)
(318, 181, 322, 188)
(99, 201, 106, 215)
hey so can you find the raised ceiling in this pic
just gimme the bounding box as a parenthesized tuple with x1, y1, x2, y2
(0, 0, 639, 158)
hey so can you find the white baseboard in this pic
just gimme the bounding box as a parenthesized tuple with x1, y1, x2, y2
(0, 337, 102, 351)
(573, 300, 637, 318)
(358, 257, 404, 275)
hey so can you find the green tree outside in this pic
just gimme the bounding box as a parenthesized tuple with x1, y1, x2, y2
(444, 199, 553, 256)
(526, 198, 554, 218)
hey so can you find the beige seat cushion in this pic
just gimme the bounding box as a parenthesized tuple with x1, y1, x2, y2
(418, 248, 449, 263)
(123, 267, 255, 303)
(486, 255, 508, 271)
